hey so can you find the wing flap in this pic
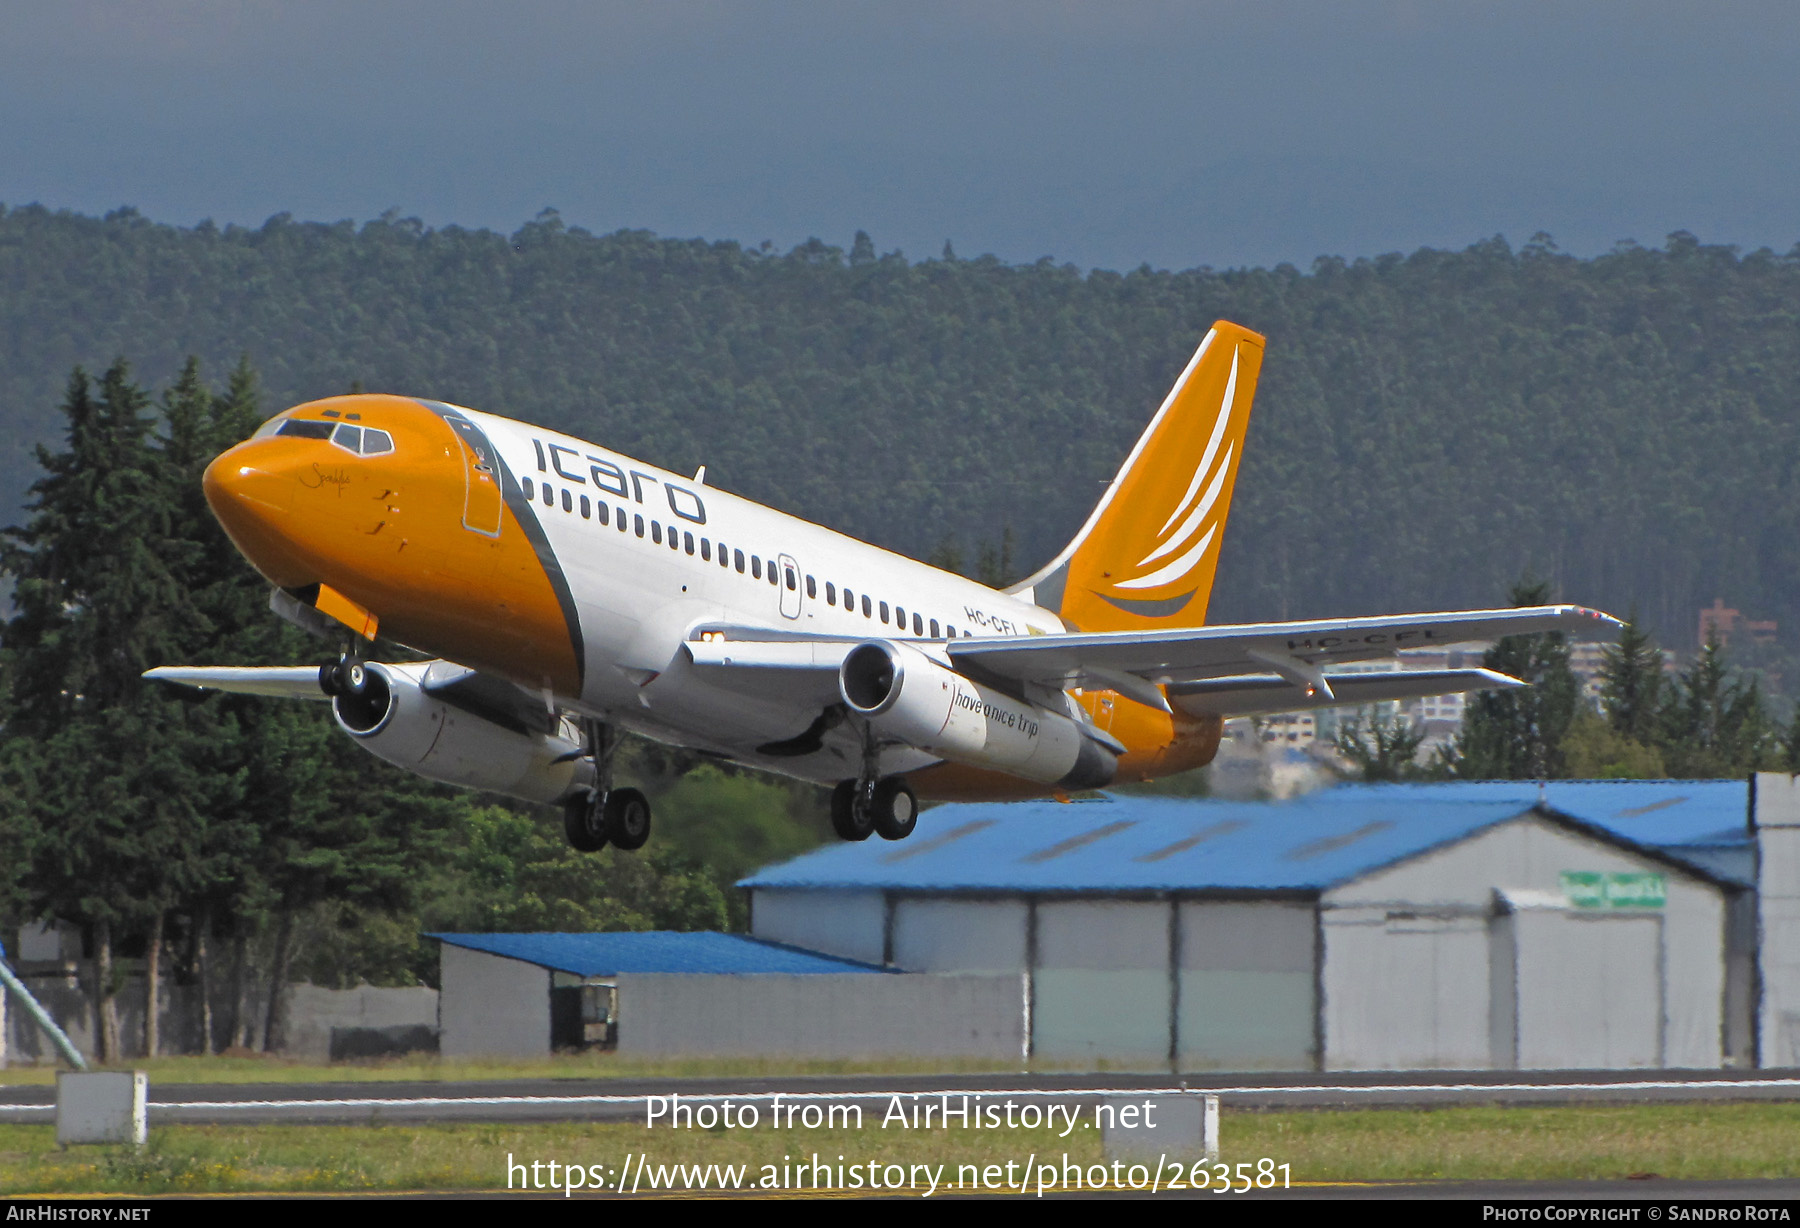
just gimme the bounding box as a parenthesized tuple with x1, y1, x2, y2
(1168, 668, 1523, 718)
(949, 605, 1619, 691)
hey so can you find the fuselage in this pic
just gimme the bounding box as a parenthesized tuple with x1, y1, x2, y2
(203, 395, 1222, 798)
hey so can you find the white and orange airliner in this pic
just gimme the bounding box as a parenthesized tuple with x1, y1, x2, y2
(149, 321, 1620, 850)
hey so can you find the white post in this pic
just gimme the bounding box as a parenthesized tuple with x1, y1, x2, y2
(1203, 1094, 1220, 1161)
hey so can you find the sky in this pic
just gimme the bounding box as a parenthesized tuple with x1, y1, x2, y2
(4, 1, 1800, 271)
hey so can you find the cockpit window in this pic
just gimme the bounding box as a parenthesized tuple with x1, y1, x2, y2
(269, 417, 395, 455)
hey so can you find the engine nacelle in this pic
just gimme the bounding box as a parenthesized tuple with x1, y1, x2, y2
(839, 640, 1116, 789)
(332, 662, 593, 805)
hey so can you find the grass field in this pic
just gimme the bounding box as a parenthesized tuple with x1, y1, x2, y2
(3, 1103, 1798, 1195)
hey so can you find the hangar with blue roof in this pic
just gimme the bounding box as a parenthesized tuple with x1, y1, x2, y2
(742, 780, 1755, 1071)
(429, 931, 892, 1055)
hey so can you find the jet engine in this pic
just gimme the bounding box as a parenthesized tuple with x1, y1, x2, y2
(839, 641, 1116, 789)
(331, 662, 594, 805)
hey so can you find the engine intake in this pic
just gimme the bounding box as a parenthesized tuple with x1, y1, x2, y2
(331, 662, 593, 805)
(839, 640, 1115, 789)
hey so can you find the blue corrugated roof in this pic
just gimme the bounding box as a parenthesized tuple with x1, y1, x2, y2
(1341, 780, 1750, 848)
(740, 780, 1750, 894)
(428, 930, 890, 976)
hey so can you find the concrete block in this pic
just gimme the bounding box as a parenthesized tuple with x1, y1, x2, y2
(1100, 1093, 1218, 1162)
(56, 1071, 147, 1146)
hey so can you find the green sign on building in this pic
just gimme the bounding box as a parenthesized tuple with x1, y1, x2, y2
(1561, 871, 1666, 909)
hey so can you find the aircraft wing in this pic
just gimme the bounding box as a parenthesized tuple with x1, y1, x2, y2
(947, 605, 1618, 702)
(143, 665, 329, 699)
(144, 660, 552, 734)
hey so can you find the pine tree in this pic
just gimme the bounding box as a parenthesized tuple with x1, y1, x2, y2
(1334, 708, 1427, 781)
(1598, 611, 1664, 743)
(0, 361, 187, 1058)
(1448, 579, 1580, 780)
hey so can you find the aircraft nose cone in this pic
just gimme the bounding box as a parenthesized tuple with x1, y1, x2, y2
(202, 446, 315, 588)
(203, 450, 291, 519)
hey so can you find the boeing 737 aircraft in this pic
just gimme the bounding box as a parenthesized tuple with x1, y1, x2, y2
(149, 321, 1620, 849)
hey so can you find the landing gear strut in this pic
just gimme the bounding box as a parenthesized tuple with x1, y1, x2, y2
(562, 719, 652, 853)
(831, 727, 917, 842)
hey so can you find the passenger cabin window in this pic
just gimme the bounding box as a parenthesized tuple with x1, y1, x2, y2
(634, 514, 645, 538)
(684, 531, 695, 555)
(826, 582, 837, 605)
(913, 613, 924, 636)
(768, 562, 779, 587)
(521, 478, 535, 500)
(668, 525, 680, 550)
(580, 495, 590, 519)
(735, 549, 746, 573)
(862, 595, 872, 617)
(805, 575, 816, 598)
(542, 485, 554, 508)
(751, 556, 761, 579)
(701, 539, 712, 562)
(879, 601, 889, 623)
(562, 489, 573, 513)
(930, 618, 940, 638)
(896, 606, 906, 629)
(652, 522, 663, 545)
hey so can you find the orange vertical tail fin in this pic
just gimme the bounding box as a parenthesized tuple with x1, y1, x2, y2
(1010, 320, 1264, 632)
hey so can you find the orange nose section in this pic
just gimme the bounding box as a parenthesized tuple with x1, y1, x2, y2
(202, 445, 319, 589)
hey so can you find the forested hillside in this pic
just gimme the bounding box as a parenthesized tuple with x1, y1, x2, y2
(3, 204, 1797, 646)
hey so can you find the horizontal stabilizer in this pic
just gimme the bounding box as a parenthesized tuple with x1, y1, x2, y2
(143, 665, 329, 700)
(1169, 668, 1522, 718)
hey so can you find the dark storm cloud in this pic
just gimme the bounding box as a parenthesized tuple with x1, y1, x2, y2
(3, 1, 1798, 269)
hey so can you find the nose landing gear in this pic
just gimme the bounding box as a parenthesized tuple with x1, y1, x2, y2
(562, 719, 652, 853)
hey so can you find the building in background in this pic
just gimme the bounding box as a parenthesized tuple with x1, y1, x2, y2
(744, 781, 1753, 1071)
(1699, 599, 1778, 651)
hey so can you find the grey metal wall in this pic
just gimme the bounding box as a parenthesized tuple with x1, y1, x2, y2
(1324, 816, 1728, 1071)
(1322, 906, 1491, 1069)
(617, 973, 1024, 1059)
(1757, 772, 1800, 1065)
(892, 898, 1027, 972)
(438, 945, 552, 1057)
(1178, 901, 1316, 1069)
(751, 889, 886, 965)
(1508, 907, 1663, 1068)
(1033, 900, 1170, 1061)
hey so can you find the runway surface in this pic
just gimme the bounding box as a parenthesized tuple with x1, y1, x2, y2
(4, 1067, 1800, 1124)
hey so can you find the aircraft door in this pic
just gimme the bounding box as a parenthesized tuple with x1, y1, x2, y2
(778, 554, 802, 620)
(446, 416, 503, 537)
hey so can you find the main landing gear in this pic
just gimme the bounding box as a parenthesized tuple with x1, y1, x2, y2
(831, 777, 918, 841)
(831, 732, 917, 841)
(563, 719, 652, 853)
